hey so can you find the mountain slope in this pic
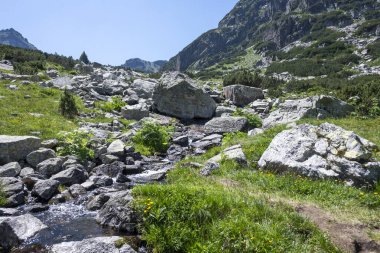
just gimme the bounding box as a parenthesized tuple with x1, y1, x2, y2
(122, 58, 167, 73)
(164, 0, 380, 71)
(0, 28, 37, 50)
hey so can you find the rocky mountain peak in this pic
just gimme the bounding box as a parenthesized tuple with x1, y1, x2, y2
(0, 28, 37, 50)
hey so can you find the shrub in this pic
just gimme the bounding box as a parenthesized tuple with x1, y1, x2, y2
(59, 88, 79, 118)
(95, 96, 126, 112)
(57, 131, 95, 161)
(232, 109, 262, 129)
(133, 122, 172, 155)
(223, 69, 262, 87)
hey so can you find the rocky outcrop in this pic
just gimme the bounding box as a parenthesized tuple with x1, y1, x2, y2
(223, 85, 264, 106)
(153, 72, 216, 119)
(258, 123, 380, 186)
(205, 117, 248, 134)
(51, 236, 137, 253)
(263, 96, 354, 128)
(0, 214, 47, 250)
(0, 135, 41, 165)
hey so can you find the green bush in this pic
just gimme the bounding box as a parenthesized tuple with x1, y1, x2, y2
(356, 19, 380, 36)
(95, 96, 126, 112)
(232, 109, 262, 129)
(223, 69, 262, 87)
(133, 122, 172, 155)
(57, 131, 95, 161)
(59, 89, 79, 118)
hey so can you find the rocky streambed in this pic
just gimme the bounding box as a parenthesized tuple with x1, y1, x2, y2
(1, 71, 380, 252)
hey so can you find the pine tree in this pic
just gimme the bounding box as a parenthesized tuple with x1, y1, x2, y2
(79, 51, 90, 64)
(59, 88, 78, 118)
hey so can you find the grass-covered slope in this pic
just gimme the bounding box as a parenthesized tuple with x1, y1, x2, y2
(133, 118, 380, 252)
(0, 80, 77, 139)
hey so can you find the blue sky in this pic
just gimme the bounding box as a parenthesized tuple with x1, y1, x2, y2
(0, 0, 238, 65)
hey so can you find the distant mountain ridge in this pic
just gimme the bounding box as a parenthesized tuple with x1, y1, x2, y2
(0, 28, 37, 50)
(122, 58, 167, 73)
(164, 0, 380, 71)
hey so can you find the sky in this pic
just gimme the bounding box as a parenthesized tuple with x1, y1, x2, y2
(0, 0, 238, 65)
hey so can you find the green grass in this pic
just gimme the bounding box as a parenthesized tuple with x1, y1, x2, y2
(134, 174, 339, 253)
(133, 118, 380, 252)
(0, 184, 7, 207)
(0, 80, 77, 139)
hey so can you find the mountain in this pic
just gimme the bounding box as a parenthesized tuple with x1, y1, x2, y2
(0, 28, 37, 50)
(122, 58, 167, 73)
(164, 0, 380, 71)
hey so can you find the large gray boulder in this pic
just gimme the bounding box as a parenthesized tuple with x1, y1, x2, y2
(205, 117, 248, 134)
(121, 103, 150, 120)
(130, 79, 157, 99)
(50, 236, 136, 253)
(223, 85, 264, 106)
(0, 214, 47, 250)
(32, 179, 59, 201)
(0, 177, 25, 207)
(26, 148, 56, 167)
(0, 162, 21, 177)
(153, 72, 216, 119)
(258, 123, 380, 187)
(96, 191, 137, 233)
(0, 135, 41, 165)
(263, 96, 354, 128)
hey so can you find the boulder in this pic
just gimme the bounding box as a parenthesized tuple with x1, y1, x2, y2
(32, 179, 59, 201)
(96, 191, 137, 233)
(107, 140, 125, 156)
(153, 72, 216, 119)
(205, 117, 248, 134)
(258, 123, 380, 186)
(121, 103, 150, 120)
(50, 236, 136, 253)
(92, 162, 126, 178)
(0, 135, 41, 165)
(0, 162, 21, 177)
(128, 169, 168, 184)
(36, 157, 65, 177)
(86, 194, 111, 211)
(130, 79, 157, 99)
(50, 165, 88, 186)
(0, 177, 25, 207)
(19, 167, 35, 178)
(263, 96, 354, 128)
(215, 106, 236, 117)
(223, 85, 264, 106)
(0, 214, 47, 250)
(68, 184, 87, 198)
(26, 148, 56, 167)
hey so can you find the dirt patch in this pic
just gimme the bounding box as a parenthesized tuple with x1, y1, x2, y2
(296, 204, 380, 253)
